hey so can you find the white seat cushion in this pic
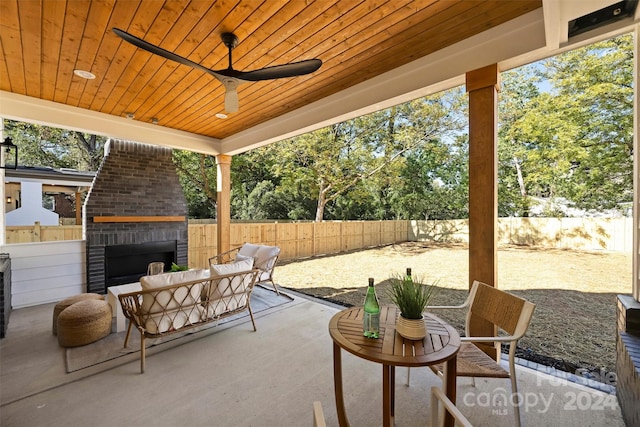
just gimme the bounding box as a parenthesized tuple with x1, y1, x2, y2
(206, 258, 254, 317)
(140, 269, 208, 334)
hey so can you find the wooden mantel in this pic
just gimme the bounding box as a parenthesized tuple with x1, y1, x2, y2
(92, 216, 185, 223)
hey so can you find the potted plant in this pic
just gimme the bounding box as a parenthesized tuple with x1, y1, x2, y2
(170, 262, 189, 272)
(386, 269, 439, 340)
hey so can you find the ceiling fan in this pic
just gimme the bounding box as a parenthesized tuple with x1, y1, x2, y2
(112, 28, 322, 113)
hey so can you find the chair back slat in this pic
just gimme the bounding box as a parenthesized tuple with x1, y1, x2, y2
(469, 281, 526, 336)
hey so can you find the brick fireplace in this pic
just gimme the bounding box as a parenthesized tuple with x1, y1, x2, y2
(84, 140, 188, 294)
(617, 295, 640, 426)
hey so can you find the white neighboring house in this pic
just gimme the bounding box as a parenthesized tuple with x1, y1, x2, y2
(2, 166, 95, 307)
(4, 166, 95, 226)
(5, 181, 59, 226)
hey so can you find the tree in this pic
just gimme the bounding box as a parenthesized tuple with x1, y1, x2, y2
(271, 87, 467, 222)
(172, 150, 217, 218)
(73, 132, 104, 171)
(231, 145, 304, 220)
(389, 88, 468, 220)
(391, 134, 469, 220)
(498, 34, 633, 215)
(3, 120, 106, 170)
(498, 66, 542, 216)
(541, 34, 633, 211)
(272, 120, 382, 222)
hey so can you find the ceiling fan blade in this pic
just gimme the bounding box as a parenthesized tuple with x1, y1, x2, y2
(220, 59, 322, 82)
(221, 78, 240, 113)
(112, 28, 212, 76)
(113, 29, 322, 113)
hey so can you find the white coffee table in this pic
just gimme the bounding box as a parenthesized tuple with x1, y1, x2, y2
(107, 282, 142, 333)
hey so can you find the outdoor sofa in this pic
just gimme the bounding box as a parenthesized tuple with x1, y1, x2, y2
(118, 259, 260, 373)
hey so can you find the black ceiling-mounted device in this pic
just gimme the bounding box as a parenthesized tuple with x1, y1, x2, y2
(568, 0, 638, 38)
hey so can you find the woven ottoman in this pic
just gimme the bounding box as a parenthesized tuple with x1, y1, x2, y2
(52, 293, 104, 335)
(57, 299, 112, 348)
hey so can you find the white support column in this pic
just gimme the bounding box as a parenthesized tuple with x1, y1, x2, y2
(216, 154, 232, 257)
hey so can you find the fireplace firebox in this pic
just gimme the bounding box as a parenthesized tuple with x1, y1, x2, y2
(105, 240, 176, 287)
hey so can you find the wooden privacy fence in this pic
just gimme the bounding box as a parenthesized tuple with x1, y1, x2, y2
(3, 220, 408, 263)
(4, 217, 631, 264)
(5, 222, 82, 243)
(410, 217, 633, 252)
(188, 220, 408, 268)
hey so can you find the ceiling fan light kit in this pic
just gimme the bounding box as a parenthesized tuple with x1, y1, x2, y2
(112, 28, 322, 114)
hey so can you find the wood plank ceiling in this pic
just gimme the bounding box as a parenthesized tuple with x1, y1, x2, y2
(0, 0, 541, 140)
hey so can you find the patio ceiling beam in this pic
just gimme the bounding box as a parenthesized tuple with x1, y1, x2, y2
(0, 91, 221, 155)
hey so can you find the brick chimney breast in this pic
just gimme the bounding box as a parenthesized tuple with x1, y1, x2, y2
(84, 140, 188, 293)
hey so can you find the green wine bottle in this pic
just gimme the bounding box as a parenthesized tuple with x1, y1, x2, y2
(363, 277, 380, 338)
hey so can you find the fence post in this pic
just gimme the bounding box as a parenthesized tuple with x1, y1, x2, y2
(33, 221, 41, 242)
(312, 221, 316, 257)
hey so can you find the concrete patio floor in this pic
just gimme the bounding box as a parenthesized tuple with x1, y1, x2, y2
(0, 289, 624, 427)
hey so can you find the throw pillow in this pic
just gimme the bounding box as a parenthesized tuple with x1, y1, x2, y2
(210, 258, 254, 277)
(235, 253, 255, 264)
(206, 258, 255, 318)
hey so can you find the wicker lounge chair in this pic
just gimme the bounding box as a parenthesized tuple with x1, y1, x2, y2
(210, 243, 281, 295)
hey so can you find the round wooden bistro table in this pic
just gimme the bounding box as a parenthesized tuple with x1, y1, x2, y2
(328, 305, 461, 427)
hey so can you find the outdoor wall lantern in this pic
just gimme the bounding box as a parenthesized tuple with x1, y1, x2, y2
(6, 196, 11, 204)
(0, 137, 18, 169)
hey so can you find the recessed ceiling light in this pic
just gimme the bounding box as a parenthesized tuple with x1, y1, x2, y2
(73, 69, 96, 79)
(215, 113, 228, 119)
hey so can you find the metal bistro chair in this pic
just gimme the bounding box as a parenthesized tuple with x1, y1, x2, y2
(310, 391, 472, 427)
(312, 401, 326, 427)
(431, 386, 473, 427)
(408, 280, 536, 427)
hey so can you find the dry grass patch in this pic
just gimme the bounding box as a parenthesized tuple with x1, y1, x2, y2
(275, 242, 632, 378)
